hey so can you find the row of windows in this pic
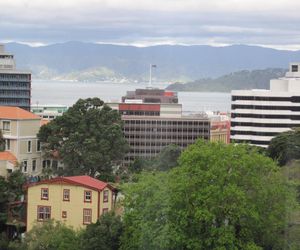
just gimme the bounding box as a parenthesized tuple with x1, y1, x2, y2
(0, 74, 30, 80)
(22, 159, 37, 172)
(231, 104, 300, 111)
(120, 110, 160, 116)
(231, 121, 300, 128)
(230, 139, 270, 145)
(125, 134, 208, 140)
(37, 206, 109, 224)
(124, 127, 209, 132)
(231, 113, 300, 120)
(40, 188, 109, 203)
(124, 120, 209, 126)
(0, 82, 30, 88)
(232, 95, 300, 102)
(230, 130, 279, 136)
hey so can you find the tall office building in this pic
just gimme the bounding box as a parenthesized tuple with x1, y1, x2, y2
(109, 88, 213, 166)
(0, 45, 31, 111)
(230, 63, 300, 147)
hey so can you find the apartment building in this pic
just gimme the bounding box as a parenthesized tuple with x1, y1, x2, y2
(31, 104, 68, 120)
(231, 63, 300, 147)
(0, 106, 43, 176)
(0, 45, 31, 111)
(26, 175, 115, 231)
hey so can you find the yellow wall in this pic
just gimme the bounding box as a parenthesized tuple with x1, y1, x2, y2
(27, 183, 113, 231)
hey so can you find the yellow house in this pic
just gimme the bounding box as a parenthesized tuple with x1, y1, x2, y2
(26, 175, 116, 231)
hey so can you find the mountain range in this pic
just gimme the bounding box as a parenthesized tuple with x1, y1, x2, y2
(4, 41, 300, 82)
(166, 68, 287, 92)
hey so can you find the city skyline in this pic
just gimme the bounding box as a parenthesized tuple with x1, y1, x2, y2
(1, 0, 300, 50)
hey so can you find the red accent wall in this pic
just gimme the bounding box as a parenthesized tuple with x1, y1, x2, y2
(119, 104, 160, 112)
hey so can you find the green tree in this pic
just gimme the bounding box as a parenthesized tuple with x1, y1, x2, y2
(80, 212, 123, 250)
(0, 129, 5, 151)
(16, 220, 80, 250)
(121, 140, 297, 250)
(268, 128, 300, 166)
(38, 98, 129, 179)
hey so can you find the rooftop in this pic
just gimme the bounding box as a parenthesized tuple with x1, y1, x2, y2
(0, 151, 17, 164)
(0, 106, 40, 120)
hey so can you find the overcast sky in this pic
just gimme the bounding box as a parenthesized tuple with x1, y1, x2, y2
(1, 0, 300, 50)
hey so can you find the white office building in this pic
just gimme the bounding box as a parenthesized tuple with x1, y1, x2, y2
(230, 63, 300, 147)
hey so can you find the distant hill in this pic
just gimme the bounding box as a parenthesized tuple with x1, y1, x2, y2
(166, 68, 287, 92)
(4, 42, 300, 81)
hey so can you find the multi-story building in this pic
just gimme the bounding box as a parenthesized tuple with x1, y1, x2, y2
(231, 63, 300, 147)
(0, 45, 31, 111)
(26, 175, 116, 231)
(108, 88, 213, 166)
(0, 106, 43, 176)
(31, 104, 68, 120)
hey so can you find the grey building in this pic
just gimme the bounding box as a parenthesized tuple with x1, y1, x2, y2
(0, 45, 31, 111)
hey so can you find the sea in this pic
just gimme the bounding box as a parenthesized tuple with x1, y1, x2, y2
(31, 80, 231, 113)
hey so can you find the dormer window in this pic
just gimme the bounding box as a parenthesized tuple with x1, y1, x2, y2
(292, 65, 298, 72)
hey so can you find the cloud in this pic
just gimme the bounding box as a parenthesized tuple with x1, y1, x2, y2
(1, 0, 300, 50)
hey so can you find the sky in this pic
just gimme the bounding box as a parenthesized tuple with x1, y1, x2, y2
(1, 0, 300, 50)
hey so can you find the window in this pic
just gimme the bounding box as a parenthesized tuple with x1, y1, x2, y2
(5, 139, 10, 150)
(103, 190, 109, 203)
(32, 159, 36, 172)
(2, 121, 10, 131)
(102, 208, 109, 214)
(37, 206, 51, 221)
(84, 190, 92, 203)
(27, 140, 32, 153)
(83, 209, 92, 224)
(292, 65, 298, 72)
(42, 160, 51, 168)
(62, 211, 67, 218)
(63, 189, 70, 201)
(22, 160, 28, 172)
(37, 140, 41, 152)
(41, 188, 49, 200)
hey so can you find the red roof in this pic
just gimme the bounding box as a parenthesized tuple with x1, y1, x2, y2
(0, 151, 17, 164)
(64, 176, 108, 191)
(0, 106, 40, 120)
(27, 175, 111, 191)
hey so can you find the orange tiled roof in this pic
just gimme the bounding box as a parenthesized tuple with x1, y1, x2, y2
(0, 106, 40, 120)
(0, 151, 17, 163)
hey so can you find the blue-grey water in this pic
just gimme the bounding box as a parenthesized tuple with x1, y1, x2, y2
(31, 80, 231, 113)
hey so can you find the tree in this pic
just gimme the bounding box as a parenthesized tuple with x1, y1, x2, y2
(268, 128, 300, 166)
(121, 140, 297, 250)
(80, 212, 123, 250)
(14, 220, 80, 250)
(38, 98, 129, 179)
(0, 129, 5, 151)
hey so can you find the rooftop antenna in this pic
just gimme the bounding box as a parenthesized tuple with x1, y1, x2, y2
(148, 64, 156, 88)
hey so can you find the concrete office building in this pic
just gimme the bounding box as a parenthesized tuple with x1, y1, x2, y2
(0, 45, 31, 111)
(108, 88, 211, 166)
(231, 63, 300, 147)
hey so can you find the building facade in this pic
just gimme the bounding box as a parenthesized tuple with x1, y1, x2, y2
(26, 176, 115, 231)
(231, 63, 300, 147)
(0, 106, 43, 176)
(0, 45, 31, 111)
(31, 104, 68, 120)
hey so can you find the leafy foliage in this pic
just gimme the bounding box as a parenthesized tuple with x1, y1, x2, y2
(38, 97, 129, 179)
(80, 212, 123, 250)
(0, 129, 5, 152)
(121, 140, 297, 250)
(15, 220, 80, 250)
(268, 128, 300, 166)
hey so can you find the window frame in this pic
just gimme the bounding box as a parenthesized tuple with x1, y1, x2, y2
(36, 140, 41, 152)
(84, 190, 92, 203)
(2, 121, 10, 131)
(32, 159, 36, 172)
(102, 208, 109, 214)
(27, 140, 32, 153)
(103, 190, 109, 203)
(63, 189, 70, 201)
(62, 211, 67, 218)
(37, 206, 51, 222)
(22, 160, 28, 173)
(5, 139, 10, 151)
(83, 208, 92, 225)
(41, 188, 49, 200)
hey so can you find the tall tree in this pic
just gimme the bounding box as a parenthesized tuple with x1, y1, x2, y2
(121, 140, 297, 250)
(268, 128, 300, 166)
(38, 98, 129, 179)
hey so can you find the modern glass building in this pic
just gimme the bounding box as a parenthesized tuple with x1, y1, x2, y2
(0, 45, 31, 111)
